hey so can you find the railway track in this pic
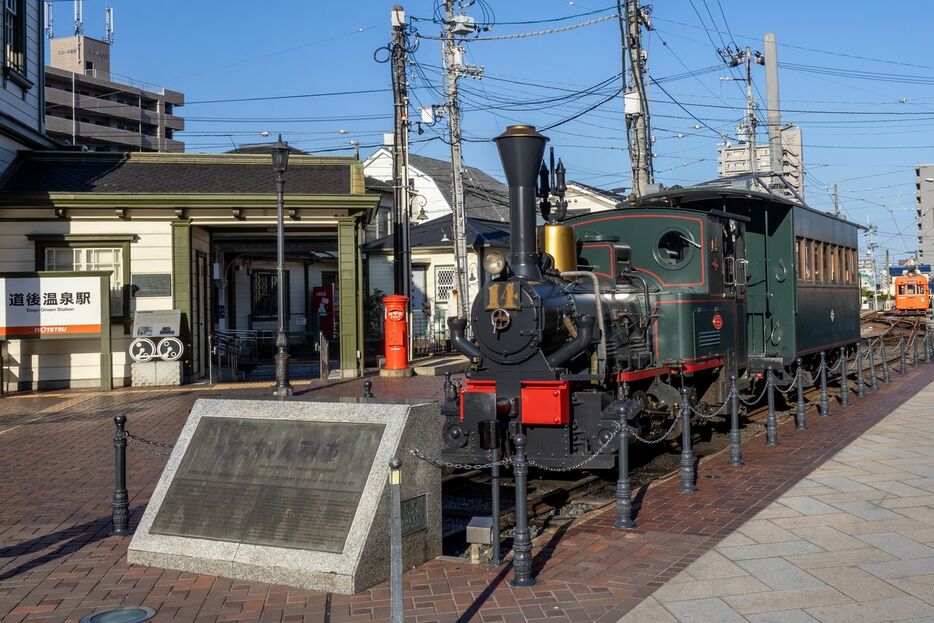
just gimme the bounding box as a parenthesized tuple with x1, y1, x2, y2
(440, 316, 930, 560)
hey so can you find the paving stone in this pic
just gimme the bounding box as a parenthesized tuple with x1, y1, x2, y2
(787, 526, 869, 552)
(661, 597, 747, 623)
(861, 557, 934, 579)
(856, 532, 934, 560)
(806, 566, 908, 602)
(723, 587, 853, 615)
(746, 610, 821, 623)
(719, 541, 823, 561)
(781, 498, 843, 516)
(826, 502, 904, 522)
(811, 477, 874, 493)
(614, 596, 677, 623)
(803, 595, 934, 623)
(886, 575, 934, 606)
(682, 551, 749, 581)
(738, 520, 801, 545)
(735, 558, 824, 591)
(652, 574, 767, 603)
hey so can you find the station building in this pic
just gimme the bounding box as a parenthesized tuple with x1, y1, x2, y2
(0, 150, 378, 390)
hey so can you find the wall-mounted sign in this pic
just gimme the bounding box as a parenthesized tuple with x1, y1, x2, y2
(0, 275, 103, 338)
(132, 310, 181, 338)
(131, 274, 172, 298)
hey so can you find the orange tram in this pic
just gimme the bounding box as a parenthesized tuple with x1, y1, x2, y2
(893, 274, 931, 315)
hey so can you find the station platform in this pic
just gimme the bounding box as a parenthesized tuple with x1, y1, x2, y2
(0, 365, 932, 622)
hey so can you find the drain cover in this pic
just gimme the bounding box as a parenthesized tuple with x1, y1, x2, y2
(80, 607, 156, 623)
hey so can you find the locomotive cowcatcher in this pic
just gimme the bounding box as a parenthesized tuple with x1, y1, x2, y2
(443, 124, 862, 469)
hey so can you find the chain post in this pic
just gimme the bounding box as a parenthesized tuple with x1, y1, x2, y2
(818, 351, 830, 416)
(679, 385, 697, 493)
(363, 379, 374, 398)
(509, 434, 536, 587)
(881, 339, 891, 384)
(868, 340, 878, 390)
(615, 401, 638, 528)
(729, 374, 743, 465)
(839, 346, 849, 408)
(388, 457, 404, 623)
(766, 367, 779, 445)
(914, 334, 920, 368)
(112, 415, 131, 537)
(794, 357, 808, 429)
(490, 423, 502, 565)
(900, 337, 907, 374)
(856, 343, 865, 398)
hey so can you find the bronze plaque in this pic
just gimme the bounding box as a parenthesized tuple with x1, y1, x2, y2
(151, 417, 385, 553)
(401, 494, 428, 537)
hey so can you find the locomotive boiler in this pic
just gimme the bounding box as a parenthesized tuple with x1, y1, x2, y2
(443, 124, 862, 469)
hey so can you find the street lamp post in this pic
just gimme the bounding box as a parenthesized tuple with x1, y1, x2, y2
(271, 135, 292, 398)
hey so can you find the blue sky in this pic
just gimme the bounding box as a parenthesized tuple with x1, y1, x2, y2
(47, 0, 934, 261)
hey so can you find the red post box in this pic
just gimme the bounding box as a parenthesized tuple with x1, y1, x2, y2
(383, 295, 409, 371)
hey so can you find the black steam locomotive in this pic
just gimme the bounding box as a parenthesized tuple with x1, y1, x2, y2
(444, 125, 862, 468)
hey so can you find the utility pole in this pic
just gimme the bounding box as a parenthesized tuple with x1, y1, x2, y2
(763, 33, 782, 181)
(442, 1, 481, 321)
(867, 224, 879, 311)
(721, 47, 764, 175)
(833, 183, 840, 217)
(390, 5, 412, 309)
(622, 0, 654, 196)
(884, 247, 891, 309)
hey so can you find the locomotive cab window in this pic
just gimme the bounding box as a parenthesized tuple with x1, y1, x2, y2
(655, 230, 695, 268)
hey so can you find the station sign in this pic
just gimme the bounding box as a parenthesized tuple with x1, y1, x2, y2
(0, 275, 104, 339)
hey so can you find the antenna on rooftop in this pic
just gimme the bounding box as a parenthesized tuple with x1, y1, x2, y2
(73, 0, 83, 35)
(44, 2, 53, 39)
(104, 5, 114, 44)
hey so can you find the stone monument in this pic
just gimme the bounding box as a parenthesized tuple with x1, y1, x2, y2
(128, 397, 441, 594)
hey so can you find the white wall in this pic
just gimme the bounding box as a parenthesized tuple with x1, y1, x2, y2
(364, 149, 452, 223)
(2, 219, 175, 390)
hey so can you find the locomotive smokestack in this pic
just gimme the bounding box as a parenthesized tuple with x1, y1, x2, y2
(494, 125, 548, 280)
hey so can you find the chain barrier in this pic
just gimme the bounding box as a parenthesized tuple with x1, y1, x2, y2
(528, 422, 624, 471)
(125, 431, 175, 457)
(630, 416, 681, 445)
(774, 369, 802, 396)
(687, 387, 734, 420)
(409, 447, 512, 471)
(739, 380, 770, 406)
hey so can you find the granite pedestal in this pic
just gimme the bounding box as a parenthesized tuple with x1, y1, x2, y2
(127, 398, 441, 594)
(131, 360, 182, 387)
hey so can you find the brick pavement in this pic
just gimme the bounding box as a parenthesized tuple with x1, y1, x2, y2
(0, 366, 932, 623)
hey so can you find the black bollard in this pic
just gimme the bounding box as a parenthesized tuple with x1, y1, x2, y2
(679, 385, 697, 493)
(615, 418, 634, 529)
(489, 423, 502, 565)
(819, 351, 830, 416)
(388, 457, 403, 623)
(856, 344, 865, 398)
(766, 367, 779, 445)
(729, 373, 744, 466)
(363, 379, 374, 398)
(510, 434, 536, 587)
(881, 340, 891, 384)
(796, 357, 808, 429)
(839, 346, 849, 408)
(900, 337, 907, 374)
(112, 415, 131, 537)
(868, 340, 879, 390)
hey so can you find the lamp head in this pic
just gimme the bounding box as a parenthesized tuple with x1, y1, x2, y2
(271, 134, 289, 174)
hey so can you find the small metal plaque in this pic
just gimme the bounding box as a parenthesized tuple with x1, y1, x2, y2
(131, 274, 172, 297)
(132, 309, 182, 338)
(151, 417, 385, 553)
(401, 494, 428, 537)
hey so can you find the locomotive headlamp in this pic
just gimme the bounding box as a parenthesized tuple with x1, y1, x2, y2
(484, 250, 507, 276)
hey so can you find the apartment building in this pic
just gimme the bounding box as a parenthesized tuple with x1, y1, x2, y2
(44, 34, 184, 152)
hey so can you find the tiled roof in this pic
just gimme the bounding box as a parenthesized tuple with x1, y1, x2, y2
(0, 152, 352, 195)
(364, 214, 510, 252)
(408, 154, 510, 222)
